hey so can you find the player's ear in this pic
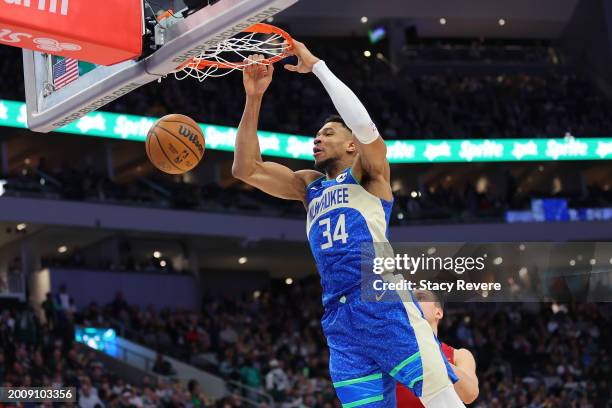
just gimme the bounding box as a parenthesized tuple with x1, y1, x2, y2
(346, 139, 357, 153)
(435, 306, 444, 320)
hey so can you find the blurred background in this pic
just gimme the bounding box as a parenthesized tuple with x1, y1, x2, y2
(0, 0, 611, 406)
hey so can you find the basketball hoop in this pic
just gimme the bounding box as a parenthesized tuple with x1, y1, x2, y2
(174, 23, 294, 81)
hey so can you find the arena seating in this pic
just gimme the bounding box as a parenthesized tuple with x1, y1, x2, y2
(37, 278, 609, 407)
(2, 163, 611, 225)
(1, 43, 612, 140)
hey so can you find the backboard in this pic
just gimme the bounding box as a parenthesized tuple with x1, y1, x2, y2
(21, 0, 297, 133)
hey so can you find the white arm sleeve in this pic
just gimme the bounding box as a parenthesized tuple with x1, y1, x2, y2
(312, 60, 380, 144)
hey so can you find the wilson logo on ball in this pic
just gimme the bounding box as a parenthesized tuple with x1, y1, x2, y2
(146, 114, 205, 175)
(179, 125, 204, 155)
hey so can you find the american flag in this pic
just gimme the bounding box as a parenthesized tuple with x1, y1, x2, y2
(52, 58, 79, 90)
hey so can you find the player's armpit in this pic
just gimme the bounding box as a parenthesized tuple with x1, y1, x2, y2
(351, 140, 392, 201)
(232, 160, 320, 202)
(354, 136, 389, 178)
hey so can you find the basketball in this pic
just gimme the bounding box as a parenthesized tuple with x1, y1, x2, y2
(146, 114, 205, 174)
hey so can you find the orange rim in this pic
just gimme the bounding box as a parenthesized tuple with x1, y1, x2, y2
(177, 23, 294, 71)
(156, 9, 175, 22)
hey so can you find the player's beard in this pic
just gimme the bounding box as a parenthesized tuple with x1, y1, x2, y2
(314, 157, 337, 173)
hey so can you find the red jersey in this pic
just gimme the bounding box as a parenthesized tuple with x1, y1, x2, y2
(396, 342, 455, 407)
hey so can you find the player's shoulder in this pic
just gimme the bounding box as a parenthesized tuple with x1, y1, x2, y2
(296, 170, 324, 187)
(453, 347, 476, 366)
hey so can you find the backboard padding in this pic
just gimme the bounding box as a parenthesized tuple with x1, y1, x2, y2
(23, 0, 298, 132)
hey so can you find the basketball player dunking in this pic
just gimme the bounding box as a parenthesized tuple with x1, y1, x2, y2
(397, 290, 479, 406)
(232, 40, 465, 407)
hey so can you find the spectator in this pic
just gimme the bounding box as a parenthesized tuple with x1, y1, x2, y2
(78, 377, 104, 408)
(56, 284, 72, 312)
(239, 357, 262, 400)
(14, 306, 37, 345)
(152, 352, 175, 376)
(187, 379, 210, 407)
(219, 322, 238, 345)
(265, 359, 289, 404)
(42, 292, 58, 328)
(111, 291, 129, 315)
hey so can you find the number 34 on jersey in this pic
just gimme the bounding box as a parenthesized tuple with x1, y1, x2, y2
(319, 214, 349, 249)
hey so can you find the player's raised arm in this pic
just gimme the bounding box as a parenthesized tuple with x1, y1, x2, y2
(285, 41, 391, 198)
(232, 55, 320, 203)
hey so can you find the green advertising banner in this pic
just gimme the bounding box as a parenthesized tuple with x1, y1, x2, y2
(1, 99, 611, 163)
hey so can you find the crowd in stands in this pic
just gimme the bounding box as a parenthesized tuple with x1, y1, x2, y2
(107, 46, 612, 141)
(4, 158, 612, 226)
(79, 286, 337, 407)
(443, 302, 611, 407)
(67, 278, 612, 407)
(2, 38, 612, 226)
(400, 39, 555, 64)
(2, 41, 612, 140)
(0, 289, 255, 407)
(0, 266, 610, 407)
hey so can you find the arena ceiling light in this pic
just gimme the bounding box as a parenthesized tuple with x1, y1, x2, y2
(360, 16, 368, 23)
(238, 256, 248, 264)
(439, 17, 447, 25)
(58, 245, 68, 253)
(16, 223, 27, 231)
(498, 18, 506, 26)
(160, 260, 167, 267)
(285, 278, 293, 285)
(363, 50, 372, 58)
(153, 251, 162, 259)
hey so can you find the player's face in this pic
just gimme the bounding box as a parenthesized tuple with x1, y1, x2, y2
(414, 290, 443, 326)
(418, 300, 438, 324)
(313, 122, 354, 170)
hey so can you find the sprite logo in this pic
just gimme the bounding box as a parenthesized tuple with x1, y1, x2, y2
(545, 137, 588, 160)
(459, 140, 504, 162)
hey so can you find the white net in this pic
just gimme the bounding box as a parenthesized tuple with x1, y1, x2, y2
(174, 31, 288, 81)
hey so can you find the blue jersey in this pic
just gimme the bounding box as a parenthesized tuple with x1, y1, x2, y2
(306, 168, 457, 406)
(306, 167, 393, 308)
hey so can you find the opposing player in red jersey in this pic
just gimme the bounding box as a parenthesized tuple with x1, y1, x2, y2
(397, 290, 479, 406)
